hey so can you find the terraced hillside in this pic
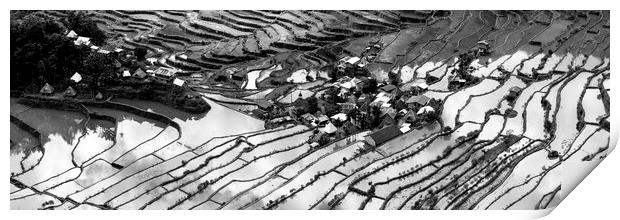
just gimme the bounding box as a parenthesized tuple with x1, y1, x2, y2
(35, 10, 441, 74)
(10, 10, 611, 210)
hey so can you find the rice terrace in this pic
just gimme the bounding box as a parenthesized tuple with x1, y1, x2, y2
(9, 10, 610, 210)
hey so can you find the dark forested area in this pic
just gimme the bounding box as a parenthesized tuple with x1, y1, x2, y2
(10, 10, 111, 92)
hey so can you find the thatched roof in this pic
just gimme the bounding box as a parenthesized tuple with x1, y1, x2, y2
(64, 86, 76, 97)
(40, 83, 54, 94)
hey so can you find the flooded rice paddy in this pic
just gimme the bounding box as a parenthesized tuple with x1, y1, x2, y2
(10, 10, 610, 210)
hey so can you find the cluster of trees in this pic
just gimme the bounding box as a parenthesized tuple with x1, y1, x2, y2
(388, 68, 400, 85)
(10, 11, 112, 92)
(293, 96, 319, 115)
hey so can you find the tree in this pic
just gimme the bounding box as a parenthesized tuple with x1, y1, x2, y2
(10, 11, 112, 91)
(11, 12, 78, 90)
(135, 47, 148, 61)
(388, 68, 400, 85)
(305, 97, 319, 114)
(544, 120, 554, 133)
(62, 11, 107, 45)
(322, 87, 342, 104)
(82, 52, 116, 85)
(360, 78, 378, 94)
(370, 105, 382, 127)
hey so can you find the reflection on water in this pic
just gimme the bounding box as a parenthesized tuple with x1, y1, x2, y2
(17, 133, 79, 185)
(73, 121, 116, 166)
(10, 122, 39, 155)
(14, 106, 86, 149)
(109, 98, 207, 122)
(244, 70, 260, 90)
(85, 119, 116, 141)
(113, 97, 265, 147)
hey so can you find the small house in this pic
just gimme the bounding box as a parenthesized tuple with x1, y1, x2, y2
(339, 102, 356, 114)
(381, 107, 397, 118)
(70, 72, 82, 83)
(190, 73, 204, 80)
(64, 86, 77, 97)
(337, 56, 361, 71)
(339, 80, 356, 90)
(95, 92, 104, 100)
(417, 106, 435, 115)
(301, 113, 318, 124)
(309, 142, 320, 148)
(406, 95, 431, 108)
(153, 67, 177, 79)
(372, 92, 392, 105)
(173, 78, 185, 87)
(393, 99, 408, 110)
(380, 84, 399, 93)
(400, 123, 411, 133)
(310, 131, 327, 143)
(255, 100, 274, 110)
(40, 83, 54, 95)
(66, 30, 78, 38)
(344, 56, 361, 65)
(358, 101, 370, 113)
(403, 109, 417, 123)
(364, 125, 402, 147)
(380, 84, 403, 97)
(74, 36, 90, 46)
(232, 71, 245, 81)
(331, 113, 348, 122)
(341, 121, 360, 134)
(317, 115, 329, 125)
(322, 122, 338, 134)
(378, 115, 396, 128)
(133, 68, 147, 79)
(270, 116, 293, 124)
(122, 70, 131, 78)
(146, 57, 159, 65)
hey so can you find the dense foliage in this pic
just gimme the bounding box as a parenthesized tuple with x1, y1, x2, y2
(10, 11, 111, 91)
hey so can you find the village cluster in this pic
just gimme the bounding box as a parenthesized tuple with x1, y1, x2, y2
(245, 40, 499, 149)
(37, 29, 201, 100)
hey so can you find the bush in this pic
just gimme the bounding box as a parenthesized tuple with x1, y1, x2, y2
(541, 99, 551, 110)
(544, 120, 554, 133)
(505, 109, 518, 118)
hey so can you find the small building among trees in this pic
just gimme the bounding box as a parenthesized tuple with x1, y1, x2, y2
(40, 83, 54, 95)
(133, 68, 147, 79)
(70, 72, 82, 83)
(406, 95, 431, 108)
(64, 86, 77, 97)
